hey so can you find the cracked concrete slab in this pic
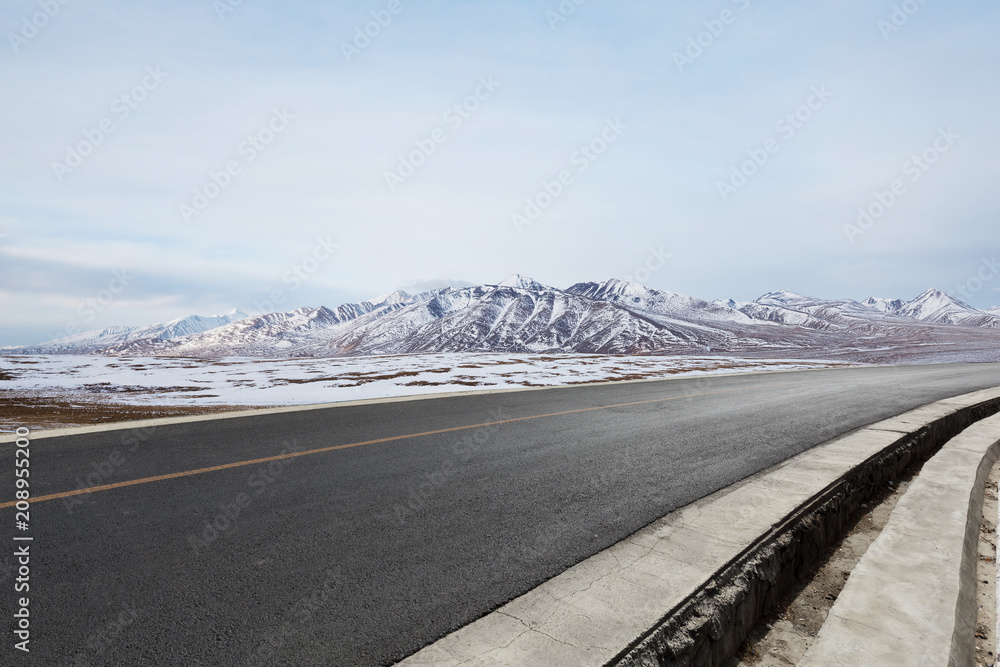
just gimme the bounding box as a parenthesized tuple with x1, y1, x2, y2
(869, 402, 962, 433)
(808, 613, 952, 666)
(791, 429, 904, 469)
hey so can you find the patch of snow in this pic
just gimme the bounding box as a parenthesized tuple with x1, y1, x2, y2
(0, 354, 857, 420)
(495, 274, 554, 291)
(862, 297, 904, 313)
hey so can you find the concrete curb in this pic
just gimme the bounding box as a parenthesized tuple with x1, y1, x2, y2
(396, 387, 1000, 667)
(801, 412, 1000, 666)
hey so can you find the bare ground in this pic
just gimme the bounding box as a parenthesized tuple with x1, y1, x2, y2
(975, 461, 998, 666)
(732, 467, 919, 666)
(0, 394, 264, 432)
(734, 456, 1000, 666)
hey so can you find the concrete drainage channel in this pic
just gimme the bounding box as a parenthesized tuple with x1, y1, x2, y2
(799, 409, 1000, 664)
(398, 387, 1000, 667)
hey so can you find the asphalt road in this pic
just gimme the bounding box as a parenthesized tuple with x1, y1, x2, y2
(3, 363, 1000, 665)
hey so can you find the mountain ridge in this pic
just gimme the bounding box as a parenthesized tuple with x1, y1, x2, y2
(5, 276, 1000, 362)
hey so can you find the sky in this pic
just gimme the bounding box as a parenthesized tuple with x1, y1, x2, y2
(1, 0, 999, 345)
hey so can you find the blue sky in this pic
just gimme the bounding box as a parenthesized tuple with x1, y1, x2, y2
(2, 0, 998, 344)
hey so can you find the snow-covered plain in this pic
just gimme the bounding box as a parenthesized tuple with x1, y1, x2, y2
(0, 353, 856, 408)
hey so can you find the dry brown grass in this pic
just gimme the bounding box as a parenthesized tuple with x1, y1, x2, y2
(0, 395, 261, 431)
(276, 367, 454, 385)
(403, 379, 482, 387)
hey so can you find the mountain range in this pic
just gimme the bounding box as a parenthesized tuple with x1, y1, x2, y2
(5, 276, 1000, 364)
(16, 309, 249, 354)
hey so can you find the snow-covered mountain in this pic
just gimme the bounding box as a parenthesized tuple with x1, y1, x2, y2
(6, 277, 1000, 362)
(4, 309, 249, 355)
(99, 290, 422, 357)
(891, 289, 1000, 328)
(855, 289, 1000, 328)
(862, 297, 905, 313)
(729, 292, 836, 330)
(709, 290, 903, 332)
(98, 306, 341, 357)
(751, 291, 904, 326)
(567, 279, 754, 326)
(144, 278, 832, 358)
(496, 273, 555, 292)
(305, 282, 686, 356)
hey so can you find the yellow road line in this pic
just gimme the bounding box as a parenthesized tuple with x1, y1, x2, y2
(2, 381, 804, 508)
